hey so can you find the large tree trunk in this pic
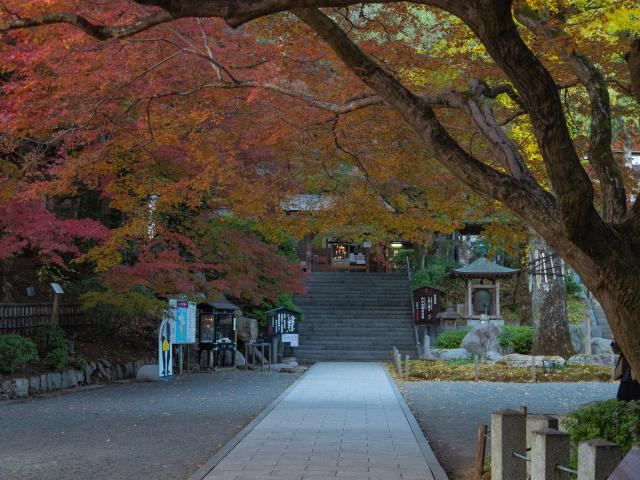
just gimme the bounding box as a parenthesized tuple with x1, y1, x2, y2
(528, 233, 574, 358)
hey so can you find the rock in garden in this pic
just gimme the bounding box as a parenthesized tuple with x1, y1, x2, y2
(280, 366, 306, 373)
(568, 354, 616, 366)
(235, 350, 246, 366)
(14, 378, 29, 398)
(75, 370, 85, 384)
(1, 380, 15, 398)
(47, 372, 62, 391)
(66, 370, 78, 387)
(484, 351, 503, 363)
(498, 354, 566, 368)
(39, 374, 48, 392)
(135, 364, 161, 382)
(440, 348, 472, 360)
(460, 323, 500, 355)
(29, 376, 41, 395)
(590, 337, 613, 355)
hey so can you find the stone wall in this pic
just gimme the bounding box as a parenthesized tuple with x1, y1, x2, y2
(0, 357, 154, 400)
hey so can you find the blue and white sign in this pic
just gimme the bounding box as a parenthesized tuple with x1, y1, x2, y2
(169, 299, 196, 344)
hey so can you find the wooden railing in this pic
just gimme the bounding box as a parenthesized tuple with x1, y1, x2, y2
(0, 303, 87, 332)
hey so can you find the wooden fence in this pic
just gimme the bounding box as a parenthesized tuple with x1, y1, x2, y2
(0, 303, 88, 332)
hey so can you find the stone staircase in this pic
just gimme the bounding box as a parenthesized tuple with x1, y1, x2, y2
(590, 297, 613, 339)
(293, 272, 417, 363)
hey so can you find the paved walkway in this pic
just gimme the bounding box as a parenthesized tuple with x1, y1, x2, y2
(200, 363, 445, 480)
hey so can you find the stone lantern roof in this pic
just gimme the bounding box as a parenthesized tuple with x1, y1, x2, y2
(450, 257, 519, 279)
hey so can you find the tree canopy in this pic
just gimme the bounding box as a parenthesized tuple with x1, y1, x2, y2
(1, 1, 640, 370)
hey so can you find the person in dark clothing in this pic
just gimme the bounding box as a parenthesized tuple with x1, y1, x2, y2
(612, 340, 640, 401)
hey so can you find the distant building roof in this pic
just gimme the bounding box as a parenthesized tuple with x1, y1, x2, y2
(451, 257, 519, 279)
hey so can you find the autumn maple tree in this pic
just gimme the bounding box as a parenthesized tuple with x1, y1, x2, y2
(1, 1, 640, 372)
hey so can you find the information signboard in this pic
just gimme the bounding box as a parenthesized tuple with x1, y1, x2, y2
(413, 286, 444, 325)
(267, 307, 300, 336)
(169, 299, 196, 344)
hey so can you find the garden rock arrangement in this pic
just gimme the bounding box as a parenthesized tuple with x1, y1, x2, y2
(497, 353, 566, 368)
(0, 357, 153, 400)
(568, 353, 616, 366)
(460, 323, 500, 354)
(423, 348, 471, 361)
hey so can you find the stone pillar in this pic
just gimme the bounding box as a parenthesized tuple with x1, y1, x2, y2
(526, 415, 558, 477)
(491, 409, 527, 480)
(577, 439, 621, 480)
(496, 280, 501, 317)
(531, 428, 571, 480)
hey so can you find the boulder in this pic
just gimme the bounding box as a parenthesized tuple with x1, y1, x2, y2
(460, 323, 501, 355)
(423, 348, 471, 361)
(498, 354, 566, 368)
(46, 372, 62, 391)
(39, 374, 48, 392)
(235, 350, 246, 366)
(29, 376, 41, 395)
(569, 324, 584, 354)
(440, 348, 472, 360)
(484, 351, 504, 364)
(60, 371, 72, 389)
(66, 370, 78, 387)
(1, 379, 15, 398)
(114, 363, 124, 380)
(14, 378, 29, 398)
(568, 354, 616, 366)
(125, 362, 134, 378)
(75, 370, 85, 385)
(591, 337, 613, 355)
(136, 364, 161, 382)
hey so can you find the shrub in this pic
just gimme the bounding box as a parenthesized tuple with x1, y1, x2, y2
(435, 328, 470, 349)
(72, 356, 88, 370)
(36, 324, 70, 371)
(563, 400, 640, 456)
(0, 334, 38, 374)
(499, 325, 533, 354)
(564, 274, 582, 297)
(46, 348, 70, 372)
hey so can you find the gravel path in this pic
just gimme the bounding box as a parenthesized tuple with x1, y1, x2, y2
(402, 381, 618, 479)
(0, 370, 298, 480)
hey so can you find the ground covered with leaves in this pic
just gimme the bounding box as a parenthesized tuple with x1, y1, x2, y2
(388, 360, 613, 383)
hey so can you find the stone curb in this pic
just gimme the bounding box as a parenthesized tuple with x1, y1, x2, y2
(0, 357, 154, 400)
(384, 365, 450, 480)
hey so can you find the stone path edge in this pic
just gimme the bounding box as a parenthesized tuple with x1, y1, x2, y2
(383, 368, 449, 480)
(188, 365, 316, 480)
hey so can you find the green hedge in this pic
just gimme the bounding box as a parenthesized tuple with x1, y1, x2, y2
(499, 325, 533, 354)
(435, 328, 470, 349)
(0, 334, 38, 374)
(563, 400, 640, 456)
(36, 324, 70, 372)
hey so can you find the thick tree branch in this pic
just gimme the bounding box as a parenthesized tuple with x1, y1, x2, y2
(464, 2, 599, 241)
(0, 10, 174, 40)
(292, 7, 562, 238)
(515, 9, 627, 224)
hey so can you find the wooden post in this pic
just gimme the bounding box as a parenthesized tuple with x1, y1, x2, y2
(531, 354, 537, 383)
(474, 354, 480, 382)
(496, 280, 501, 317)
(475, 424, 488, 479)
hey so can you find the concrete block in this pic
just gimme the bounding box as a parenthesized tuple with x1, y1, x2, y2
(531, 428, 570, 480)
(577, 439, 620, 480)
(491, 409, 527, 480)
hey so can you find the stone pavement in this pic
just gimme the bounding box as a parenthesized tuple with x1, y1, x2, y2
(200, 362, 446, 480)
